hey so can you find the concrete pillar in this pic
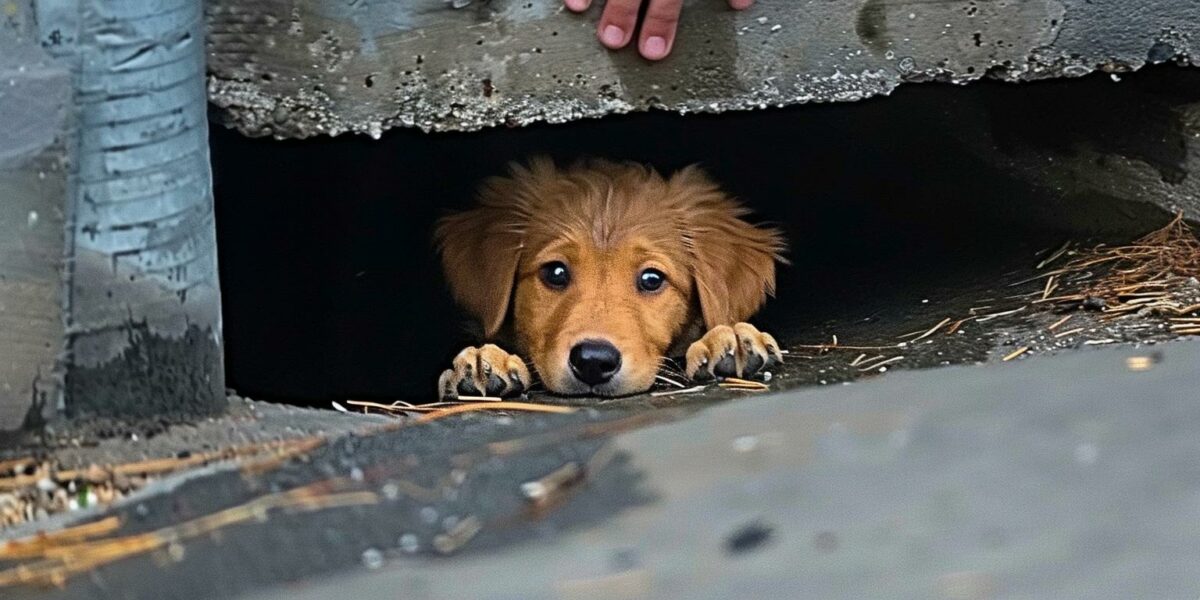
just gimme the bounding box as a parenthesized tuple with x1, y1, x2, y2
(0, 11, 71, 431)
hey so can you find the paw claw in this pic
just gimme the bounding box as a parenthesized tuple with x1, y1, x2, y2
(439, 345, 531, 400)
(684, 322, 782, 382)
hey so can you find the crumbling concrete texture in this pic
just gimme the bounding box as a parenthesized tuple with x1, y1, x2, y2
(0, 13, 71, 431)
(27, 0, 224, 423)
(206, 0, 1200, 227)
(206, 0, 1197, 139)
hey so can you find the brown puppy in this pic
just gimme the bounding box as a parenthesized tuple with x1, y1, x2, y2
(435, 158, 786, 399)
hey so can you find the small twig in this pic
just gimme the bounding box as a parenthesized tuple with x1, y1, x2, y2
(910, 317, 951, 342)
(432, 516, 482, 555)
(1041, 275, 1058, 300)
(0, 457, 35, 475)
(1046, 314, 1074, 332)
(792, 344, 900, 351)
(0, 517, 123, 560)
(858, 356, 904, 371)
(1037, 241, 1072, 269)
(1002, 347, 1029, 361)
(414, 402, 575, 424)
(650, 385, 707, 398)
(718, 377, 769, 391)
(1053, 327, 1086, 338)
(977, 306, 1026, 322)
(520, 462, 583, 505)
(945, 317, 973, 335)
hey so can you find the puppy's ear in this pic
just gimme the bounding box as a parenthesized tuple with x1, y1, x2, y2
(434, 173, 528, 338)
(671, 166, 787, 330)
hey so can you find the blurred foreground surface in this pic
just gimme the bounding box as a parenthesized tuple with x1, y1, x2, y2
(4, 339, 1198, 600)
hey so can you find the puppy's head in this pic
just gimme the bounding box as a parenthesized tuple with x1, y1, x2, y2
(436, 158, 785, 396)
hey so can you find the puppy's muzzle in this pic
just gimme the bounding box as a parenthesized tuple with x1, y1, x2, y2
(568, 339, 622, 386)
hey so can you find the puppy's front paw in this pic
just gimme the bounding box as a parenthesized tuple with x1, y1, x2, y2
(685, 323, 783, 381)
(438, 344, 532, 400)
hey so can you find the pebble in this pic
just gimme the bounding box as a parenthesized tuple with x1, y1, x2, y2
(361, 548, 384, 569)
(398, 533, 420, 553)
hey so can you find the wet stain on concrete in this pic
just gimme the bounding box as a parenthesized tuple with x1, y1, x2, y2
(856, 0, 888, 52)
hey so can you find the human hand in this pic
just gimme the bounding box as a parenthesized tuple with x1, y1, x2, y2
(564, 0, 756, 61)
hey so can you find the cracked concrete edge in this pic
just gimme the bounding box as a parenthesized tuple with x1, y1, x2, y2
(205, 0, 1198, 139)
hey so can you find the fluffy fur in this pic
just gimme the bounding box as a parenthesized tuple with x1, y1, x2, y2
(435, 157, 786, 396)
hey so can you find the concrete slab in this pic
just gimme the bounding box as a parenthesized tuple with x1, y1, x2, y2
(206, 0, 1199, 138)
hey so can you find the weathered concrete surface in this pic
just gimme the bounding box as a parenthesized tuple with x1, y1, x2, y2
(34, 0, 227, 419)
(206, 0, 1198, 139)
(934, 66, 1200, 225)
(0, 18, 71, 431)
(5, 340, 1199, 600)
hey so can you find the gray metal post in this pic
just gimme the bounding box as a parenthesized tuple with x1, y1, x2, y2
(37, 0, 225, 419)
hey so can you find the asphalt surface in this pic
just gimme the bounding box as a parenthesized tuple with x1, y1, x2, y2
(4, 339, 1198, 600)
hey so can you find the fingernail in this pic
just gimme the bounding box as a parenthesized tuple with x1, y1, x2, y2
(601, 25, 625, 47)
(643, 36, 668, 59)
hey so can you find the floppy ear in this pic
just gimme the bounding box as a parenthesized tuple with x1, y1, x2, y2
(434, 176, 527, 338)
(672, 166, 787, 330)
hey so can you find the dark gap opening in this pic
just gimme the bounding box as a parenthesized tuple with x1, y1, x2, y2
(211, 64, 1199, 406)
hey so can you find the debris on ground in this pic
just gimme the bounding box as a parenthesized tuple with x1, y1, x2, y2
(1035, 212, 1200, 319)
(0, 480, 378, 588)
(781, 212, 1200, 373)
(0, 437, 329, 530)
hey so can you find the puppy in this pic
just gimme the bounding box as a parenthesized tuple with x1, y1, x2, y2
(435, 158, 786, 399)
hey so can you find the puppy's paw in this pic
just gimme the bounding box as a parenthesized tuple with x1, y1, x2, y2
(685, 323, 783, 381)
(438, 344, 532, 400)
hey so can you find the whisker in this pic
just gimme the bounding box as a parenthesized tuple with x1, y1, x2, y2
(655, 374, 687, 388)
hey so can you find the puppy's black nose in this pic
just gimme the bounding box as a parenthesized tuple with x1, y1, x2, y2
(569, 340, 622, 386)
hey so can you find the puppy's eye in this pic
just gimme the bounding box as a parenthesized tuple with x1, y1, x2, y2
(539, 261, 571, 290)
(637, 268, 666, 293)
